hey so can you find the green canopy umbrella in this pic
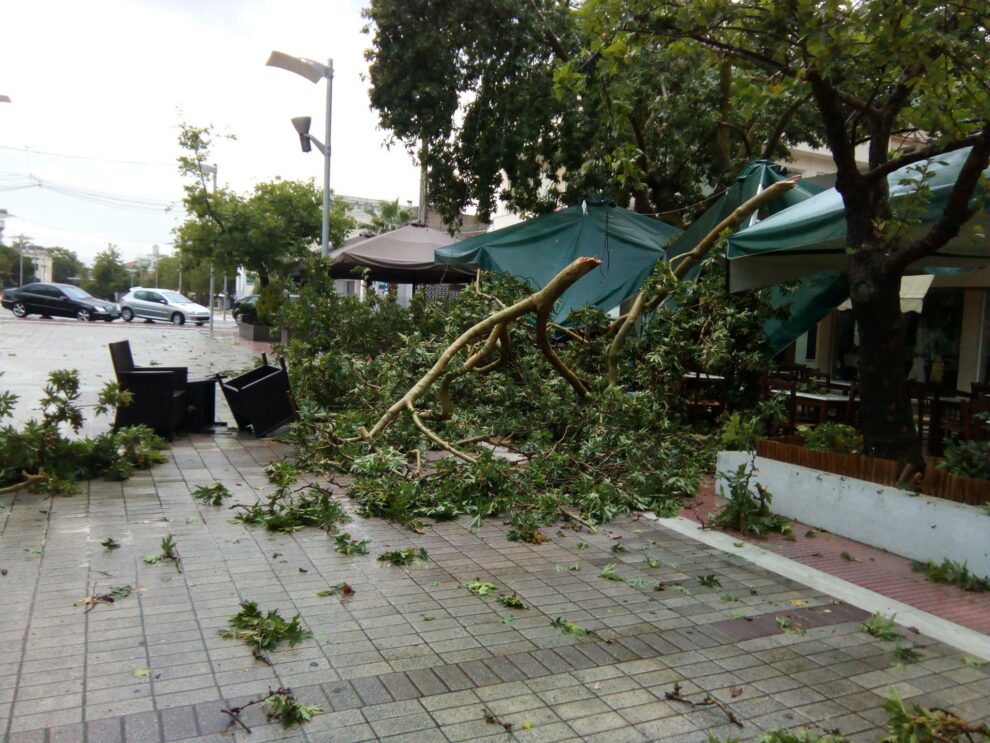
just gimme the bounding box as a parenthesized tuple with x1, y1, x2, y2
(435, 196, 681, 322)
(728, 148, 990, 293)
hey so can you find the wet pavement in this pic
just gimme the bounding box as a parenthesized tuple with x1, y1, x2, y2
(0, 313, 268, 436)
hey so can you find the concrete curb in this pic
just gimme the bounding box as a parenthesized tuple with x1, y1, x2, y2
(647, 513, 990, 661)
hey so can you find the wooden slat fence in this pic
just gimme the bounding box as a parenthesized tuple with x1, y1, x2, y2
(755, 437, 990, 506)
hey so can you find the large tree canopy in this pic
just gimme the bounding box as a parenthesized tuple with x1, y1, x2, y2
(363, 0, 822, 225)
(48, 246, 86, 284)
(619, 0, 990, 463)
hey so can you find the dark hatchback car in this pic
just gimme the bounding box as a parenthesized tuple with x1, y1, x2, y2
(0, 282, 121, 321)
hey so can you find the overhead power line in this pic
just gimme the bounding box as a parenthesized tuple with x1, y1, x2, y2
(0, 172, 182, 212)
(0, 143, 174, 167)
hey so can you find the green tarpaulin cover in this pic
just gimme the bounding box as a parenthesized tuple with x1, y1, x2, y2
(728, 148, 990, 293)
(434, 196, 681, 322)
(660, 160, 837, 355)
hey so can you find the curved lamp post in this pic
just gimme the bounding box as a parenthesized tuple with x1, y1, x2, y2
(266, 51, 334, 258)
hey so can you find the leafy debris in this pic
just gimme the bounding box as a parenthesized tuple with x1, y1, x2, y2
(860, 612, 901, 642)
(378, 547, 428, 566)
(496, 593, 529, 609)
(316, 583, 354, 599)
(333, 532, 370, 556)
(220, 601, 312, 663)
(222, 687, 321, 732)
(550, 617, 586, 636)
(464, 579, 497, 597)
(142, 534, 181, 572)
(912, 558, 990, 592)
(191, 483, 232, 505)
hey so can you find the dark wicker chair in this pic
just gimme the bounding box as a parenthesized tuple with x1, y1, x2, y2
(108, 340, 187, 440)
(217, 353, 296, 437)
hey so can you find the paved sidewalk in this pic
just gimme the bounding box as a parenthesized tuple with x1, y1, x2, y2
(1, 432, 988, 742)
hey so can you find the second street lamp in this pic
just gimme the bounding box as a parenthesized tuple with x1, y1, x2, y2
(266, 51, 334, 258)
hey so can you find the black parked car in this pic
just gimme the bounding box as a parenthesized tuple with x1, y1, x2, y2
(0, 282, 121, 321)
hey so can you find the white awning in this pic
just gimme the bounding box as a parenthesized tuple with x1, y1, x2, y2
(838, 274, 935, 313)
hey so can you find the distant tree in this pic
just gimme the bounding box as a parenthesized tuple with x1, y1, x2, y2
(48, 247, 87, 284)
(364, 199, 411, 234)
(85, 245, 130, 300)
(174, 123, 355, 287)
(154, 255, 180, 290)
(0, 245, 35, 287)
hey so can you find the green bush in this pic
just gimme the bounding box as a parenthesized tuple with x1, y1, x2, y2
(940, 438, 990, 480)
(798, 422, 863, 455)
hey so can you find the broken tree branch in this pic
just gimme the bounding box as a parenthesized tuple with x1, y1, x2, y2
(0, 472, 45, 494)
(664, 682, 743, 728)
(365, 257, 601, 440)
(407, 402, 477, 464)
(606, 177, 800, 388)
(437, 322, 504, 419)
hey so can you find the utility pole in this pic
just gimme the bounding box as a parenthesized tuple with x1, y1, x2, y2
(14, 234, 32, 287)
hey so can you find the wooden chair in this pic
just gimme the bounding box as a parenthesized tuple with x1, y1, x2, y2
(806, 368, 831, 390)
(843, 384, 861, 427)
(108, 340, 187, 440)
(217, 353, 296, 437)
(681, 372, 727, 424)
(763, 376, 797, 435)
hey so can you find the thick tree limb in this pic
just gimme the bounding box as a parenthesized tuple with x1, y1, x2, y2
(365, 257, 601, 440)
(606, 177, 799, 388)
(474, 325, 512, 374)
(0, 473, 45, 494)
(536, 311, 589, 398)
(407, 403, 477, 463)
(437, 323, 504, 419)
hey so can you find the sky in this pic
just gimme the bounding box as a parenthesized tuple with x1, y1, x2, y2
(0, 0, 422, 265)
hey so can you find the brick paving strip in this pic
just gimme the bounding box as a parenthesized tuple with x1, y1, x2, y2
(684, 478, 990, 637)
(0, 432, 987, 742)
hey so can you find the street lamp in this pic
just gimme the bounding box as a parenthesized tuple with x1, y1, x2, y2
(266, 50, 334, 258)
(200, 163, 218, 333)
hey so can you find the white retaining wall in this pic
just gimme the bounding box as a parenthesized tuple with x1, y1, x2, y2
(716, 451, 990, 576)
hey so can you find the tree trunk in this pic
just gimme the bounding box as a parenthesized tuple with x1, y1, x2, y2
(848, 249, 921, 466)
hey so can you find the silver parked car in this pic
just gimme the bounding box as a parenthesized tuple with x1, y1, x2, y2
(119, 288, 210, 326)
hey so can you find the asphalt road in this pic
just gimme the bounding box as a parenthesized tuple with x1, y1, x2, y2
(0, 313, 267, 437)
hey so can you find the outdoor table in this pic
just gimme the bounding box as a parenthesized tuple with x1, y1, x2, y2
(774, 389, 853, 425)
(794, 391, 852, 424)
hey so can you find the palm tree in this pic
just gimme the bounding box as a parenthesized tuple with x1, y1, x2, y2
(365, 199, 411, 234)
